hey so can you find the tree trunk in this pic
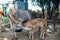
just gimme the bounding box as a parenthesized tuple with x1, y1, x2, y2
(42, 6, 45, 18)
(47, 1, 51, 19)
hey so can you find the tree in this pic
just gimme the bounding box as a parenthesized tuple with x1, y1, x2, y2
(52, 0, 59, 16)
(51, 0, 60, 32)
(32, 0, 47, 18)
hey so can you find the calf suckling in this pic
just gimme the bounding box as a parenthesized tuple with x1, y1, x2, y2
(17, 18, 47, 40)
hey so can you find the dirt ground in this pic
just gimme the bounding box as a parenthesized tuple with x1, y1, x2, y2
(0, 24, 60, 40)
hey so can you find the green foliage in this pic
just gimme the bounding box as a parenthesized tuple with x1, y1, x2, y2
(32, 10, 38, 13)
(2, 17, 9, 25)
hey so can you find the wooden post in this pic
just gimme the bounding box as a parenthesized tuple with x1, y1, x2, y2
(0, 14, 3, 33)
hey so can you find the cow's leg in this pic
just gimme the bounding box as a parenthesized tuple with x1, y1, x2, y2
(31, 30, 34, 40)
(42, 30, 45, 39)
(29, 28, 34, 40)
(29, 31, 32, 40)
(14, 25, 17, 38)
(41, 26, 46, 39)
(11, 25, 17, 40)
(40, 27, 43, 38)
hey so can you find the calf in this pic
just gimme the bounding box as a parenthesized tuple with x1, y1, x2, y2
(17, 18, 47, 40)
